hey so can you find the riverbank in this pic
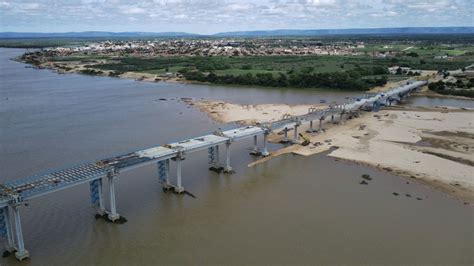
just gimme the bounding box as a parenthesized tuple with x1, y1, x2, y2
(412, 84, 474, 100)
(191, 100, 327, 124)
(189, 100, 474, 203)
(16, 56, 188, 83)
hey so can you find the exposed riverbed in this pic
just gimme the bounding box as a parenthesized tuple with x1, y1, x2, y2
(1, 48, 473, 265)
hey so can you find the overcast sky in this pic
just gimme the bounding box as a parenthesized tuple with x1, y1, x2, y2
(0, 0, 472, 34)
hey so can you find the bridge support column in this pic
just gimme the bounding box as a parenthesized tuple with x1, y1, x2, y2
(292, 125, 299, 143)
(319, 118, 323, 132)
(208, 146, 224, 172)
(250, 135, 261, 156)
(175, 154, 185, 193)
(11, 205, 29, 261)
(281, 127, 290, 144)
(107, 175, 120, 222)
(262, 132, 270, 157)
(0, 206, 16, 253)
(97, 179, 105, 215)
(306, 120, 316, 133)
(158, 159, 172, 189)
(331, 115, 334, 123)
(223, 141, 234, 173)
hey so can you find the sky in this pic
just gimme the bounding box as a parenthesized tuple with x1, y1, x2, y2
(0, 0, 473, 34)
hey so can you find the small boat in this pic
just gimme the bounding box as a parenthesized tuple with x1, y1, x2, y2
(320, 99, 327, 103)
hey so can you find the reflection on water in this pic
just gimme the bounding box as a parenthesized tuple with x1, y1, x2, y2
(0, 48, 472, 265)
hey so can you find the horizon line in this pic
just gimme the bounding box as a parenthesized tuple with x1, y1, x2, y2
(1, 26, 473, 35)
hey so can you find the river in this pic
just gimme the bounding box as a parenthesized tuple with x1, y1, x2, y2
(0, 48, 472, 265)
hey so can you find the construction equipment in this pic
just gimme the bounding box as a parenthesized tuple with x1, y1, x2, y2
(298, 133, 311, 146)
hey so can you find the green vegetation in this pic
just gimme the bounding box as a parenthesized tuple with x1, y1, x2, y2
(428, 80, 474, 98)
(88, 54, 472, 90)
(182, 68, 388, 90)
(92, 54, 471, 74)
(79, 69, 104, 75)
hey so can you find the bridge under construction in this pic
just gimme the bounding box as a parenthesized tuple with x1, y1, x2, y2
(0, 80, 427, 261)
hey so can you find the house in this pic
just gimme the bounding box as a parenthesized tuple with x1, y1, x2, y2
(388, 66, 411, 75)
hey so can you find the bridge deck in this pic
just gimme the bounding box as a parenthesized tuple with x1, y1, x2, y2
(0, 163, 110, 206)
(167, 134, 229, 153)
(222, 126, 266, 141)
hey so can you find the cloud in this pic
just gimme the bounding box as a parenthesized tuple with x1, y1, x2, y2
(224, 3, 254, 12)
(370, 10, 398, 17)
(119, 5, 146, 14)
(0, 0, 472, 33)
(305, 0, 338, 7)
(21, 3, 41, 10)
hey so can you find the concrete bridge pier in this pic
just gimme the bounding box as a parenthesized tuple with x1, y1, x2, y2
(262, 132, 270, 157)
(319, 117, 324, 132)
(280, 127, 290, 143)
(1, 206, 17, 254)
(250, 135, 262, 156)
(306, 120, 316, 133)
(174, 153, 185, 193)
(90, 178, 106, 215)
(107, 174, 120, 222)
(292, 124, 299, 143)
(208, 146, 223, 172)
(158, 159, 172, 189)
(11, 205, 29, 261)
(96, 179, 105, 215)
(331, 115, 335, 123)
(223, 141, 235, 173)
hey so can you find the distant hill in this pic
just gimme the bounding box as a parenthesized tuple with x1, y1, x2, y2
(1, 27, 473, 39)
(213, 27, 474, 37)
(0, 31, 198, 39)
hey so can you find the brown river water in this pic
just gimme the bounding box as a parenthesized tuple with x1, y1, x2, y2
(0, 48, 472, 265)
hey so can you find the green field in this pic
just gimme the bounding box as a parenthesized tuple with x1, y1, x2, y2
(89, 54, 472, 75)
(358, 44, 474, 57)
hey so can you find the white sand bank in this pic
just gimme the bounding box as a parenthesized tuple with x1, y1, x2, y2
(190, 100, 474, 202)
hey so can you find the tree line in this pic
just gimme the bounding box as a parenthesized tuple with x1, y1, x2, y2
(182, 67, 388, 90)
